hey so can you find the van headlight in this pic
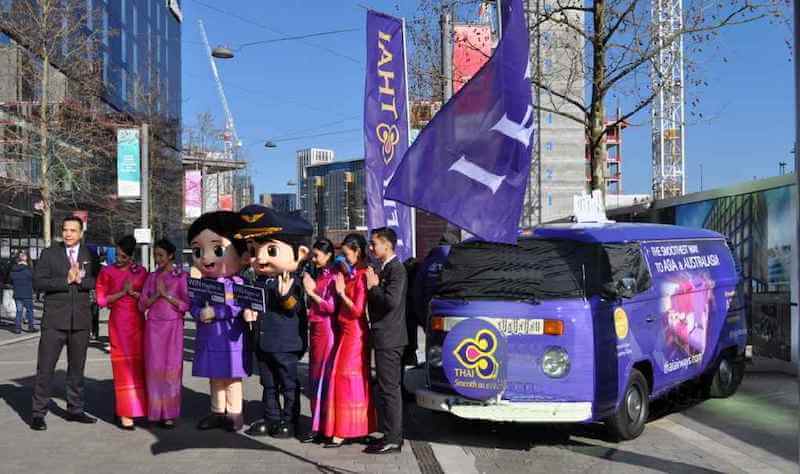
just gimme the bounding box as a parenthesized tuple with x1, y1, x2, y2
(427, 345, 443, 368)
(542, 346, 570, 378)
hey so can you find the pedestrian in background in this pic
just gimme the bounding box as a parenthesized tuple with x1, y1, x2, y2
(96, 235, 148, 430)
(301, 238, 338, 444)
(364, 227, 408, 455)
(139, 238, 188, 429)
(10, 252, 35, 334)
(322, 233, 376, 448)
(30, 216, 98, 431)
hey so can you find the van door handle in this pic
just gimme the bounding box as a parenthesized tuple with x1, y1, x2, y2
(646, 316, 657, 323)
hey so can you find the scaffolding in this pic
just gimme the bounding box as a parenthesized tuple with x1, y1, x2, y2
(651, 0, 686, 199)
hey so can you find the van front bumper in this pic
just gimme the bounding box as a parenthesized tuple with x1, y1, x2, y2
(416, 389, 593, 423)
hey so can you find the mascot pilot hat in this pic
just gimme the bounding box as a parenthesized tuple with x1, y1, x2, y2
(236, 205, 313, 278)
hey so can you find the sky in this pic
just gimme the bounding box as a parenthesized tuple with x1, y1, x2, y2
(180, 0, 795, 200)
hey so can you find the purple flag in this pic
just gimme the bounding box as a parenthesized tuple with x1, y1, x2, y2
(364, 10, 414, 260)
(385, 0, 532, 244)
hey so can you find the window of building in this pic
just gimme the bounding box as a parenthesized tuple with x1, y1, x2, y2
(545, 112, 553, 125)
(121, 0, 126, 26)
(85, 0, 93, 29)
(132, 2, 138, 37)
(121, 69, 127, 102)
(102, 8, 109, 45)
(543, 58, 552, 72)
(544, 141, 553, 152)
(121, 22, 128, 63)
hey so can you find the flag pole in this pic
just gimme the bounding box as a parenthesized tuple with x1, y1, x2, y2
(402, 17, 417, 258)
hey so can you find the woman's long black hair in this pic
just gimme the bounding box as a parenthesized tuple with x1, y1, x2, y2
(341, 233, 367, 263)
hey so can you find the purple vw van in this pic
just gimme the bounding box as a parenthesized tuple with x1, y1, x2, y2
(416, 223, 746, 440)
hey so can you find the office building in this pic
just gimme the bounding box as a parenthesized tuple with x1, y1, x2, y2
(296, 148, 334, 221)
(0, 0, 183, 248)
(259, 193, 297, 214)
(305, 159, 365, 237)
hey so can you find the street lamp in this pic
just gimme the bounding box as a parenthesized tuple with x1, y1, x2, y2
(210, 27, 359, 60)
(211, 46, 234, 59)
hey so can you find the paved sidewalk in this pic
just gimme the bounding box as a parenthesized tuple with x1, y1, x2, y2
(0, 300, 43, 346)
(0, 319, 422, 474)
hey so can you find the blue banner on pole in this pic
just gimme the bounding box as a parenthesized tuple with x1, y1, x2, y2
(117, 128, 141, 198)
(364, 10, 413, 260)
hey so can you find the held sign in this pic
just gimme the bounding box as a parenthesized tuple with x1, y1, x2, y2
(187, 278, 226, 305)
(442, 318, 507, 400)
(233, 284, 267, 312)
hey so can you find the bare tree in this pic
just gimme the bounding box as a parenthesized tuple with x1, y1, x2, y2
(404, 0, 787, 201)
(0, 0, 111, 245)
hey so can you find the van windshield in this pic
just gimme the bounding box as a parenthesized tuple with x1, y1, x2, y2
(436, 239, 647, 301)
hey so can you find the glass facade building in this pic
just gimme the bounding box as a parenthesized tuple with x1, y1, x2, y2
(305, 159, 366, 237)
(102, 0, 182, 130)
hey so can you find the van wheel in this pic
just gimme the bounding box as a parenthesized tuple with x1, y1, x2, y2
(708, 355, 744, 398)
(605, 369, 649, 441)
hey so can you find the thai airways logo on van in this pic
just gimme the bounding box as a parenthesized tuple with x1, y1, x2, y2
(453, 329, 499, 379)
(443, 319, 508, 400)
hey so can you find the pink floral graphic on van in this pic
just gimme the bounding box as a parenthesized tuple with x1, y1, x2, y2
(662, 272, 715, 357)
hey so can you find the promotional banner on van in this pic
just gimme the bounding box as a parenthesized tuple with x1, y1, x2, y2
(638, 239, 739, 377)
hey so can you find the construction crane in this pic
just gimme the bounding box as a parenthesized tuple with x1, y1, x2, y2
(198, 19, 241, 161)
(651, 0, 686, 199)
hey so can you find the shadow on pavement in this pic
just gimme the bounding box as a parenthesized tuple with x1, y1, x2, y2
(402, 401, 727, 474)
(2, 371, 353, 474)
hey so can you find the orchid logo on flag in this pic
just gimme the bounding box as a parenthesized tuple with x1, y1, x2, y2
(376, 122, 400, 164)
(384, 0, 533, 244)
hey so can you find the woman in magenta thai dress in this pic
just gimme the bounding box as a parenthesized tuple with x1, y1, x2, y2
(323, 234, 376, 447)
(96, 235, 148, 430)
(300, 238, 338, 443)
(139, 239, 189, 428)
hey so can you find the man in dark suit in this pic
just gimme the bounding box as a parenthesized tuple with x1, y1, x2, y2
(30, 216, 98, 431)
(365, 227, 408, 454)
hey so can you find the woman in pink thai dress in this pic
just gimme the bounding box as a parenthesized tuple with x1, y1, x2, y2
(96, 235, 148, 430)
(322, 233, 376, 447)
(300, 238, 338, 443)
(139, 239, 189, 428)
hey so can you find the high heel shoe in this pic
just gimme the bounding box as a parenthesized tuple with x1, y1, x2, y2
(117, 417, 135, 431)
(323, 438, 346, 448)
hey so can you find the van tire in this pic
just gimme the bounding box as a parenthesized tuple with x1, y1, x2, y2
(708, 355, 744, 398)
(605, 369, 649, 441)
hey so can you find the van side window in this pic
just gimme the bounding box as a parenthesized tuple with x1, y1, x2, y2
(601, 244, 652, 296)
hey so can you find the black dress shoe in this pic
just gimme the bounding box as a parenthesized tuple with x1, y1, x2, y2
(244, 420, 272, 437)
(364, 441, 403, 454)
(30, 417, 47, 431)
(225, 413, 244, 432)
(160, 420, 176, 429)
(271, 422, 292, 439)
(197, 413, 225, 430)
(66, 412, 97, 424)
(299, 431, 319, 444)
